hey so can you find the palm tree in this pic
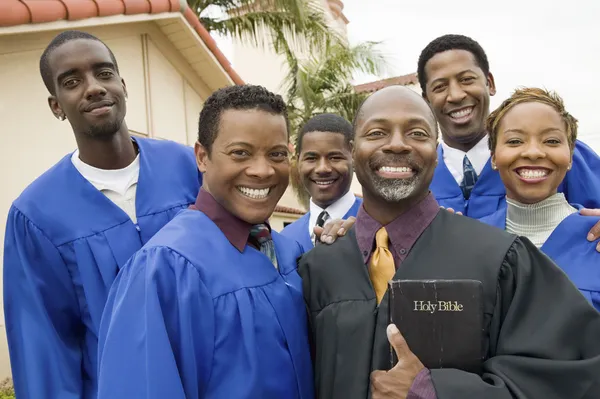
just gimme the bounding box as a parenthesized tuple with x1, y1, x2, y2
(188, 1, 389, 210)
(283, 41, 387, 132)
(283, 41, 389, 208)
(187, 0, 338, 55)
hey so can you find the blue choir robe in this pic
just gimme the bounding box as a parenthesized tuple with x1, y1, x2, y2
(480, 206, 600, 311)
(431, 140, 600, 218)
(3, 137, 201, 399)
(97, 210, 314, 399)
(281, 196, 362, 253)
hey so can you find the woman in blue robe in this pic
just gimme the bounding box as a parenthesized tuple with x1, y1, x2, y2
(97, 85, 313, 398)
(431, 138, 600, 218)
(479, 87, 599, 311)
(3, 31, 201, 399)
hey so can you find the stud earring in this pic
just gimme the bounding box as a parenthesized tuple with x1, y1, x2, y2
(491, 162, 497, 170)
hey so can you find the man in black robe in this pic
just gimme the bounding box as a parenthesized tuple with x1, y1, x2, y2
(299, 85, 600, 399)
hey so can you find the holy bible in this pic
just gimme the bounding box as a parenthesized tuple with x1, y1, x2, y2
(388, 279, 484, 374)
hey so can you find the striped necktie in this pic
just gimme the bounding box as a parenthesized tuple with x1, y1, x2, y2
(460, 155, 478, 200)
(250, 224, 278, 269)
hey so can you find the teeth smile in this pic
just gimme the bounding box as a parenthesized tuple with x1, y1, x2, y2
(450, 107, 473, 119)
(518, 169, 548, 179)
(379, 166, 412, 173)
(237, 186, 270, 199)
(315, 180, 335, 186)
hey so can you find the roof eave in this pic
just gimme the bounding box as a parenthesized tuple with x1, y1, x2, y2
(0, 10, 243, 86)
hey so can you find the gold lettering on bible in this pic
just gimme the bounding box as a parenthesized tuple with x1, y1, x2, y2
(413, 300, 464, 313)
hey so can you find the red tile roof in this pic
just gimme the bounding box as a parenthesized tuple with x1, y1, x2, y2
(354, 72, 418, 94)
(274, 205, 306, 215)
(0, 0, 243, 85)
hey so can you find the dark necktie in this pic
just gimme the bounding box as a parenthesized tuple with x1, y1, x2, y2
(249, 224, 278, 269)
(460, 155, 478, 200)
(314, 210, 330, 245)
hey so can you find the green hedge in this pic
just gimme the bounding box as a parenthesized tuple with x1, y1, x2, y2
(0, 378, 14, 399)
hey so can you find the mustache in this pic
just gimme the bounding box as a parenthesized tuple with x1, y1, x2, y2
(369, 155, 423, 171)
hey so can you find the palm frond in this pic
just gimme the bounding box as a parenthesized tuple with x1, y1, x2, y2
(285, 40, 390, 161)
(194, 0, 341, 56)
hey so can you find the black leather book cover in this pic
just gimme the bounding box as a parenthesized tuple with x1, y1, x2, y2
(388, 279, 484, 374)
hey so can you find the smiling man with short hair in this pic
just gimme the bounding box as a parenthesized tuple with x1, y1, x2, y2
(3, 30, 201, 399)
(97, 85, 313, 399)
(419, 34, 600, 229)
(300, 85, 600, 399)
(282, 113, 361, 250)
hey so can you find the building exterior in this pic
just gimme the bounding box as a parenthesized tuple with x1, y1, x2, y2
(0, 0, 242, 379)
(271, 204, 305, 231)
(354, 72, 419, 95)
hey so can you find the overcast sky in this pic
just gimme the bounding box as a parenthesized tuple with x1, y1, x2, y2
(215, 0, 600, 150)
(342, 0, 600, 149)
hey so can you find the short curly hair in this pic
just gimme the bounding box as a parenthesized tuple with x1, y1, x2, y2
(486, 87, 578, 153)
(198, 84, 289, 154)
(296, 113, 353, 154)
(40, 30, 119, 95)
(417, 34, 490, 94)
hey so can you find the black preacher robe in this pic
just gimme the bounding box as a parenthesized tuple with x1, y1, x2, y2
(299, 210, 600, 399)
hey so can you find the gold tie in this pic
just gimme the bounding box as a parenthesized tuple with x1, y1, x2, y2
(369, 227, 396, 304)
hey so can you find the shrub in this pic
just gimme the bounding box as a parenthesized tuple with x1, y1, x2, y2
(0, 378, 14, 399)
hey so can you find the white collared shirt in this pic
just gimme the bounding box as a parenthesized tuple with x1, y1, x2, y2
(71, 150, 140, 222)
(308, 190, 357, 240)
(441, 134, 490, 185)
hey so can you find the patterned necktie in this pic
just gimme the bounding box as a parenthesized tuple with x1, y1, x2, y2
(250, 224, 278, 269)
(460, 155, 478, 200)
(369, 227, 395, 304)
(314, 210, 330, 245)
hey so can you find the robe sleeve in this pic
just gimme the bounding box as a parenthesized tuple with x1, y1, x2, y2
(429, 237, 600, 398)
(561, 141, 600, 209)
(298, 254, 316, 364)
(97, 246, 215, 399)
(3, 206, 83, 399)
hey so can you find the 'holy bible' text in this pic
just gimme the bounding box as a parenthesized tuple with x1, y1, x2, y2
(413, 300, 464, 313)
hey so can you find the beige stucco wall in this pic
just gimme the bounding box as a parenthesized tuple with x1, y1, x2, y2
(270, 212, 303, 232)
(0, 18, 228, 379)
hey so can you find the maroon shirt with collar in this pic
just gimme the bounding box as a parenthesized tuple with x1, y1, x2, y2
(190, 188, 268, 251)
(355, 191, 440, 399)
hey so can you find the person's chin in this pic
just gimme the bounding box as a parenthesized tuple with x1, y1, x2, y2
(234, 198, 277, 224)
(87, 121, 121, 138)
(310, 192, 337, 206)
(240, 209, 273, 225)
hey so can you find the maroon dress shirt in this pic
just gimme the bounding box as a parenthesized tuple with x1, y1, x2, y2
(355, 192, 440, 399)
(190, 188, 268, 251)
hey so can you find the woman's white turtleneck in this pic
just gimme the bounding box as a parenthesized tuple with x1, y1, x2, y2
(506, 193, 577, 248)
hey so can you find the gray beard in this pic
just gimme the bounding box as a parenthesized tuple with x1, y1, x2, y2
(371, 174, 420, 202)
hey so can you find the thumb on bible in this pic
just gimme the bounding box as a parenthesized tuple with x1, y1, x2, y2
(370, 324, 425, 399)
